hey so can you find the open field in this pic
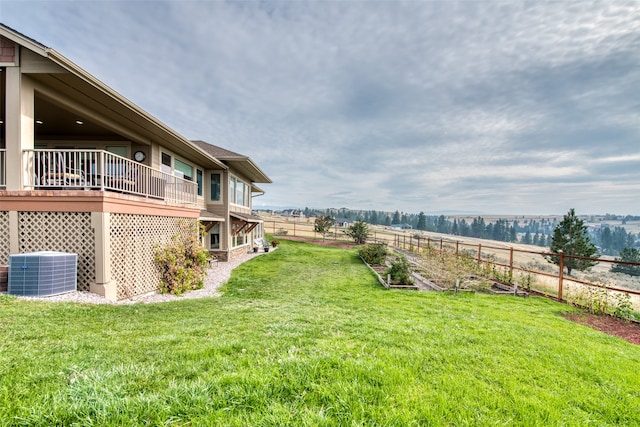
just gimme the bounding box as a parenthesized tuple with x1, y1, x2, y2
(1, 239, 639, 425)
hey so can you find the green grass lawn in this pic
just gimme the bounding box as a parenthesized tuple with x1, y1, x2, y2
(1, 239, 639, 426)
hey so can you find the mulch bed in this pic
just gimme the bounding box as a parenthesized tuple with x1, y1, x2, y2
(564, 313, 640, 346)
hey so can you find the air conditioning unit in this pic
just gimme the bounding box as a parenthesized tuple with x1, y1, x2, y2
(8, 251, 78, 297)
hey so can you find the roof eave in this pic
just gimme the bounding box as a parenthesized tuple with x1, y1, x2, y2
(185, 141, 228, 170)
(0, 24, 49, 56)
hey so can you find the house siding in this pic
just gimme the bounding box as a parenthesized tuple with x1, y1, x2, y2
(0, 36, 16, 64)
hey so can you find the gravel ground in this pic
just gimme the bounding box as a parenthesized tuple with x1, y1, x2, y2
(11, 249, 271, 305)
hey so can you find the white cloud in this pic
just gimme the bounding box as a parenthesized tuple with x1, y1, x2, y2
(3, 0, 639, 214)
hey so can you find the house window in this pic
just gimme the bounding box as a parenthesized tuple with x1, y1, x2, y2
(174, 158, 193, 181)
(161, 153, 172, 174)
(230, 177, 236, 204)
(229, 175, 250, 207)
(236, 180, 244, 207)
(196, 169, 203, 196)
(209, 224, 220, 249)
(210, 173, 221, 201)
(232, 230, 247, 247)
(106, 146, 128, 157)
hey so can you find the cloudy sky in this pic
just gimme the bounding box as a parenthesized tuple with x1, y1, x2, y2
(2, 1, 639, 215)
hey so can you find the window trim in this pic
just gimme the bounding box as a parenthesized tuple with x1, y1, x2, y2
(196, 169, 203, 197)
(230, 174, 251, 208)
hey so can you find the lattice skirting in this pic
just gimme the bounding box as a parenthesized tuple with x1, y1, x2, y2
(110, 214, 195, 299)
(0, 211, 9, 265)
(17, 211, 95, 292)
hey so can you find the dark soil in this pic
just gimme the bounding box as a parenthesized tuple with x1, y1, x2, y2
(565, 313, 640, 346)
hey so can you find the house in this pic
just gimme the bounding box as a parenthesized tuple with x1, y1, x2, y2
(0, 24, 271, 300)
(390, 224, 412, 231)
(333, 218, 352, 228)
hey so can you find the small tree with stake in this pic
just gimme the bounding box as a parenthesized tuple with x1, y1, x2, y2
(344, 221, 370, 245)
(314, 215, 335, 241)
(546, 208, 598, 276)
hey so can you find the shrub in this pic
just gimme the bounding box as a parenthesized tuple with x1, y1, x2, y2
(344, 221, 370, 245)
(613, 292, 634, 321)
(358, 243, 387, 265)
(567, 284, 638, 320)
(384, 255, 414, 285)
(154, 221, 210, 295)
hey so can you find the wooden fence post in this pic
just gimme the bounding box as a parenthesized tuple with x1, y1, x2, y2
(558, 251, 564, 301)
(477, 244, 482, 266)
(509, 247, 514, 282)
(456, 241, 459, 256)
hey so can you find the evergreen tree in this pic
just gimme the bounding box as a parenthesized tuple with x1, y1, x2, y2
(611, 247, 640, 277)
(600, 227, 613, 254)
(459, 219, 470, 236)
(485, 223, 493, 239)
(451, 219, 459, 235)
(509, 226, 517, 242)
(401, 212, 411, 225)
(344, 221, 370, 245)
(370, 210, 378, 225)
(392, 210, 401, 225)
(416, 212, 427, 231)
(436, 215, 448, 233)
(470, 217, 485, 238)
(547, 208, 598, 275)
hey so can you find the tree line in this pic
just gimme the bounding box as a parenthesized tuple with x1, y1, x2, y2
(304, 208, 553, 247)
(301, 207, 638, 255)
(314, 208, 639, 277)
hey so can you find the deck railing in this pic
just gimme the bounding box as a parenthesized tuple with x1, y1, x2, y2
(22, 149, 198, 205)
(0, 149, 5, 189)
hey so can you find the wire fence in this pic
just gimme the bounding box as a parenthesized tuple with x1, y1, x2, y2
(264, 218, 640, 310)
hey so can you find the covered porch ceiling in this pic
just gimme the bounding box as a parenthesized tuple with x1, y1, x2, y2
(199, 210, 226, 233)
(230, 212, 263, 236)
